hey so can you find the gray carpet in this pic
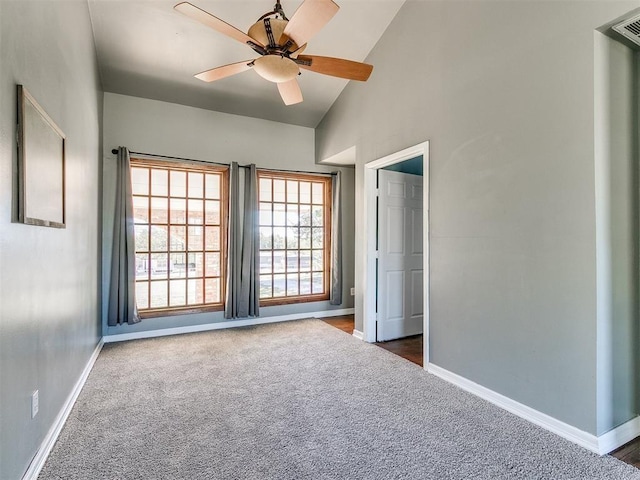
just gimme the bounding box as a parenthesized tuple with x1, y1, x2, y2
(40, 319, 640, 480)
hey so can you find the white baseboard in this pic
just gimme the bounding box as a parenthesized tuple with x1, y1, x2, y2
(426, 363, 639, 455)
(104, 308, 355, 343)
(21, 309, 357, 478)
(310, 308, 354, 319)
(597, 415, 640, 455)
(22, 339, 104, 480)
(19, 325, 638, 480)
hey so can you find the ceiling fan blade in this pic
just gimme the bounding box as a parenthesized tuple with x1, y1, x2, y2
(174, 2, 263, 48)
(296, 55, 373, 81)
(277, 79, 303, 105)
(290, 44, 307, 58)
(280, 0, 339, 47)
(195, 60, 254, 82)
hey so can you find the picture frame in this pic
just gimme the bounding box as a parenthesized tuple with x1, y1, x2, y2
(17, 85, 66, 228)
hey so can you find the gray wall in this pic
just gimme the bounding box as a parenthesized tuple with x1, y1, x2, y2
(102, 93, 354, 337)
(0, 1, 102, 479)
(594, 33, 638, 435)
(382, 155, 424, 176)
(316, 0, 638, 435)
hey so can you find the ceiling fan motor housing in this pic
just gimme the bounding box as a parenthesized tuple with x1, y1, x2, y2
(248, 18, 297, 51)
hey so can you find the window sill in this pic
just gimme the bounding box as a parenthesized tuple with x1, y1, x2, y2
(139, 305, 223, 319)
(259, 294, 330, 307)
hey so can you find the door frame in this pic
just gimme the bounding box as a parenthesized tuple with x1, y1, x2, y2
(362, 141, 430, 368)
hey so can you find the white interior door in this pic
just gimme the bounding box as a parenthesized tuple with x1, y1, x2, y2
(377, 169, 424, 341)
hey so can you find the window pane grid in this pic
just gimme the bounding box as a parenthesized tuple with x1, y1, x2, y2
(131, 161, 226, 314)
(258, 172, 330, 303)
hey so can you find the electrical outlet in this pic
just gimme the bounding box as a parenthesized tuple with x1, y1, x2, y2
(31, 390, 39, 418)
(350, 287, 355, 296)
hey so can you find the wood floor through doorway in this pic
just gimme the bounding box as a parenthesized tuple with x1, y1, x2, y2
(321, 315, 423, 367)
(321, 314, 640, 468)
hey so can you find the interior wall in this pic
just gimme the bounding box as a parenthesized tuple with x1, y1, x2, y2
(594, 32, 638, 435)
(316, 0, 638, 435)
(0, 1, 103, 479)
(381, 155, 424, 176)
(102, 92, 355, 337)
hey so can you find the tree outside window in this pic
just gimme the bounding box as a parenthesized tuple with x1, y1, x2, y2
(257, 171, 331, 304)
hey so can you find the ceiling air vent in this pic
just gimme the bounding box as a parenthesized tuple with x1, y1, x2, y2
(613, 13, 640, 47)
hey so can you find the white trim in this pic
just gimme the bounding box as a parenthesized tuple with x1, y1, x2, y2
(364, 167, 379, 343)
(363, 142, 430, 365)
(22, 339, 104, 480)
(366, 143, 428, 170)
(104, 308, 355, 343)
(19, 323, 638, 480)
(597, 416, 640, 455)
(427, 363, 598, 452)
(427, 363, 640, 455)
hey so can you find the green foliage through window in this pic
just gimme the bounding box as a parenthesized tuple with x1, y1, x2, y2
(257, 172, 331, 302)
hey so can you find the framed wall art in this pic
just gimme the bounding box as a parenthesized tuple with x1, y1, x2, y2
(17, 85, 66, 228)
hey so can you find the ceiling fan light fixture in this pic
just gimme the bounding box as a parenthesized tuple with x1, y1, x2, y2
(174, 0, 372, 106)
(253, 55, 299, 83)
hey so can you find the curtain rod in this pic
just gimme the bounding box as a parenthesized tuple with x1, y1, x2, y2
(111, 148, 336, 177)
(111, 149, 232, 168)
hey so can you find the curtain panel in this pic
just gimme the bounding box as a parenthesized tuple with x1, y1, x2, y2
(329, 171, 342, 305)
(107, 147, 140, 326)
(108, 154, 334, 322)
(225, 163, 260, 318)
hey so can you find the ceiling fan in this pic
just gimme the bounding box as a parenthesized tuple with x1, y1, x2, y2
(174, 0, 374, 105)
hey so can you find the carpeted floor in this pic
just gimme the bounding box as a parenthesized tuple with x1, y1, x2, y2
(40, 319, 640, 479)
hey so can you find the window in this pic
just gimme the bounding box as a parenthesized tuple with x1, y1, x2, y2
(130, 159, 227, 316)
(257, 171, 331, 304)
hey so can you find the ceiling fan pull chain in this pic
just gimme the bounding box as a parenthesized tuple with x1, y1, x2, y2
(263, 18, 277, 48)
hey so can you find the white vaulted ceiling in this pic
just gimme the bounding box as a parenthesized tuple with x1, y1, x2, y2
(88, 0, 405, 127)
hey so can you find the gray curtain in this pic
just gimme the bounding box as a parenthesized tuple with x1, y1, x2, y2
(225, 163, 260, 318)
(225, 162, 240, 318)
(329, 171, 342, 305)
(108, 147, 140, 326)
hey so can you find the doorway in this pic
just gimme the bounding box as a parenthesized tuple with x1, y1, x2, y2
(362, 142, 429, 368)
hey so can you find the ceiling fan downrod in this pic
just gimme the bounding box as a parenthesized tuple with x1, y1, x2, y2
(274, 1, 288, 21)
(257, 0, 288, 22)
